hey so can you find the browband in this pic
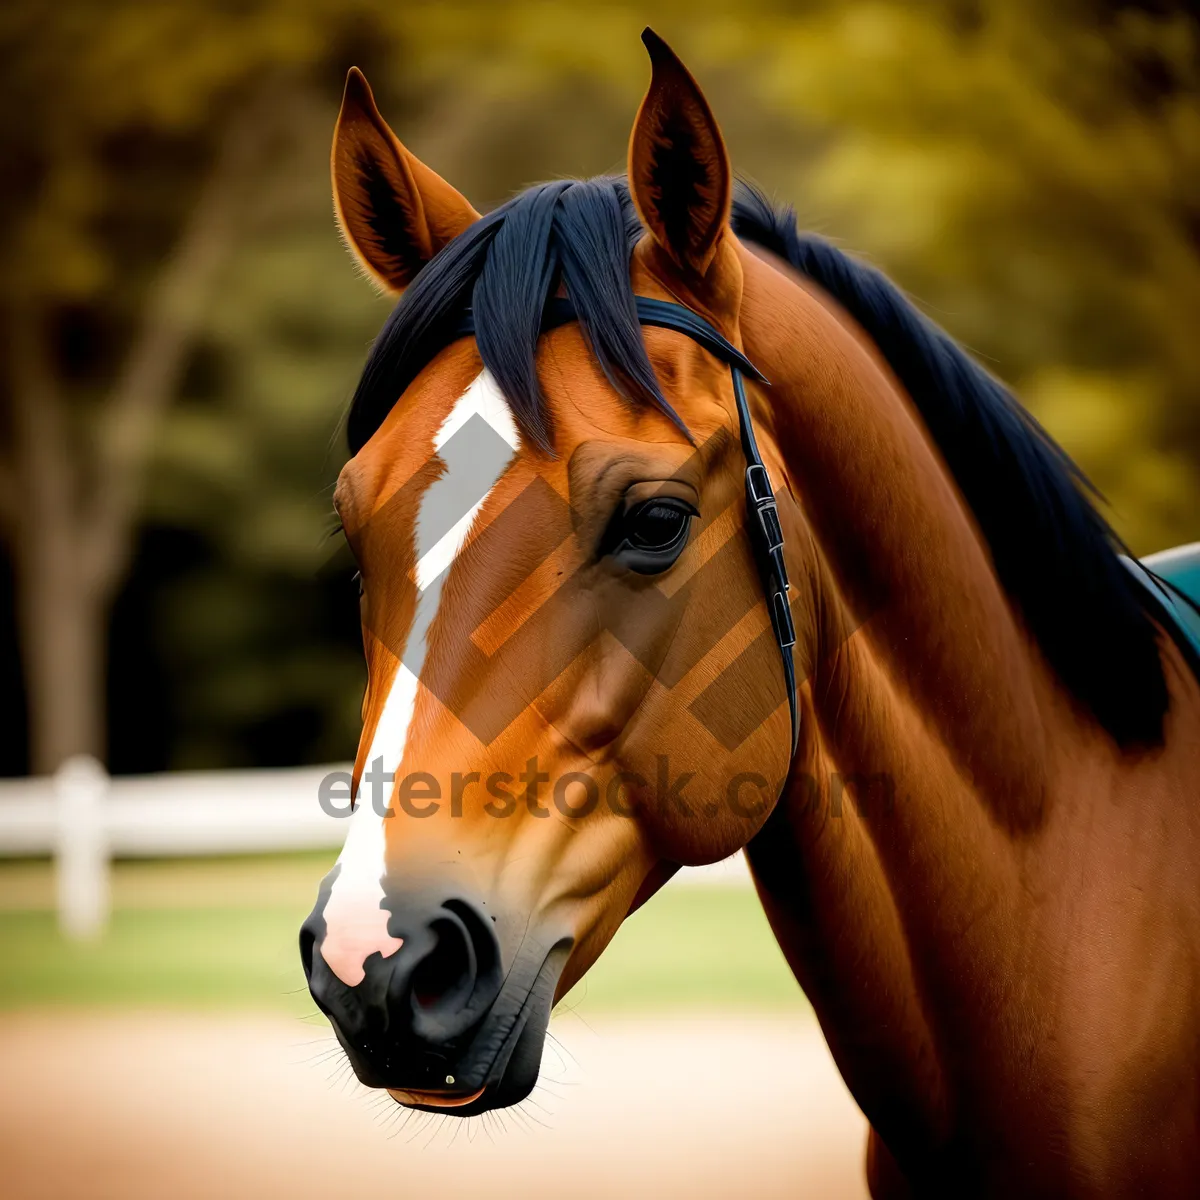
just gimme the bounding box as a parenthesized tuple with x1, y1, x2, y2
(453, 296, 799, 760)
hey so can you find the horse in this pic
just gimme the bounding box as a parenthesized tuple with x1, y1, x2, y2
(300, 29, 1200, 1196)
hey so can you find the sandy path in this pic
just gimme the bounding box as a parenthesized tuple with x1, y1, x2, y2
(0, 1012, 869, 1199)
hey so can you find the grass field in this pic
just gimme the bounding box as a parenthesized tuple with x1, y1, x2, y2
(0, 853, 807, 1014)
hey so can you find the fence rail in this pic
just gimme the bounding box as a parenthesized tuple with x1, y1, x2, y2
(0, 762, 347, 857)
(0, 756, 749, 938)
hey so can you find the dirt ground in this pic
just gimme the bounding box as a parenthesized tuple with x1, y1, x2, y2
(0, 1011, 869, 1199)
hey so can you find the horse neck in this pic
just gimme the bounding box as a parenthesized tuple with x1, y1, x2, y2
(734, 244, 1079, 1127)
(738, 242, 1056, 813)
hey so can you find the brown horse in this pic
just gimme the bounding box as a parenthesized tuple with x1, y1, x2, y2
(301, 31, 1200, 1196)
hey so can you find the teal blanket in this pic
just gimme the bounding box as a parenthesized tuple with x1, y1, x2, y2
(1125, 542, 1200, 672)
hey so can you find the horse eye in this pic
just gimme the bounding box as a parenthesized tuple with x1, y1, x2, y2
(627, 501, 690, 550)
(607, 497, 698, 574)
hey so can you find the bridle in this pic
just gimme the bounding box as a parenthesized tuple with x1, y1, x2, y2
(626, 297, 798, 759)
(455, 295, 799, 759)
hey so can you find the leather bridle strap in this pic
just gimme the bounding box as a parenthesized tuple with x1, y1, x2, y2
(453, 295, 800, 760)
(628, 298, 798, 759)
(730, 353, 799, 759)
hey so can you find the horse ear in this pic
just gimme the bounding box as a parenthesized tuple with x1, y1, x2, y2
(628, 29, 731, 278)
(332, 68, 480, 294)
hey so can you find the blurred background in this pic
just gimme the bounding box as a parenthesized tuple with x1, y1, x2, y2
(0, 1, 1197, 1196)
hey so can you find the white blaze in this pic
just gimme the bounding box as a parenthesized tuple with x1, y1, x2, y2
(319, 371, 518, 987)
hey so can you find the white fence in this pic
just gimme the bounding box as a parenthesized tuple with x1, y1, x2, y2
(0, 756, 749, 939)
(0, 757, 350, 939)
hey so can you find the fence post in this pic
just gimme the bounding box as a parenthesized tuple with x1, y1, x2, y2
(55, 755, 110, 940)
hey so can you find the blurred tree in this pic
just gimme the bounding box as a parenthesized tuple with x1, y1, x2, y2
(133, 119, 391, 769)
(0, 0, 408, 772)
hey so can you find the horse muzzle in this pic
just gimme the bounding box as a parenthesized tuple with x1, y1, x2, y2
(299, 879, 570, 1116)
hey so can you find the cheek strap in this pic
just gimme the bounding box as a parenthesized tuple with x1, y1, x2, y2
(631, 297, 798, 760)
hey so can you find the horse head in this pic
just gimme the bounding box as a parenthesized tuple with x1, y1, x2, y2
(300, 32, 801, 1114)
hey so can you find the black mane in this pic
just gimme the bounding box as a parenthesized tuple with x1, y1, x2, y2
(348, 176, 1169, 746)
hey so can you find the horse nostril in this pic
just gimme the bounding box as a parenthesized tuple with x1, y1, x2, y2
(408, 901, 500, 1023)
(443, 898, 499, 981)
(411, 914, 476, 1013)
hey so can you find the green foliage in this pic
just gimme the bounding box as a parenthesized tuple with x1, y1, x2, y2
(752, 0, 1200, 550)
(142, 132, 391, 767)
(1, 0, 386, 303)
